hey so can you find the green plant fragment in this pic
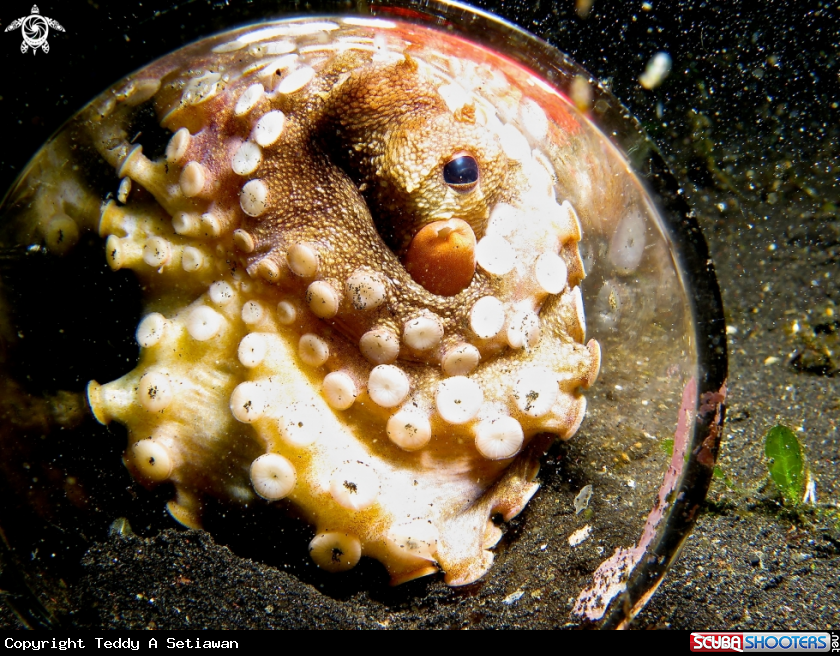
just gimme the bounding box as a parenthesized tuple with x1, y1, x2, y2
(764, 424, 805, 505)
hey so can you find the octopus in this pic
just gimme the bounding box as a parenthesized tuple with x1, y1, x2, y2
(5, 18, 603, 586)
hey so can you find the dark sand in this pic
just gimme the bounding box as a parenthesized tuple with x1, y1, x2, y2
(0, 0, 837, 630)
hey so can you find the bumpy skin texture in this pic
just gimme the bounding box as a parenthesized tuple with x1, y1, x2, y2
(27, 20, 600, 585)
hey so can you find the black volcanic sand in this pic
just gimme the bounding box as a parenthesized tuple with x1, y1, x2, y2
(1, 0, 838, 630)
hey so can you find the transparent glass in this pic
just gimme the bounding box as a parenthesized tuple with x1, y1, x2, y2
(0, 0, 726, 629)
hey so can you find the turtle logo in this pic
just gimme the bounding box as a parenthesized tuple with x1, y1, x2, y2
(5, 5, 64, 54)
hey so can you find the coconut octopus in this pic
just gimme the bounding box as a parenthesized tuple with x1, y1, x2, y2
(12, 18, 601, 586)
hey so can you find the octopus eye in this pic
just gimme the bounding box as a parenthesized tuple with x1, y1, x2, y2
(443, 153, 479, 191)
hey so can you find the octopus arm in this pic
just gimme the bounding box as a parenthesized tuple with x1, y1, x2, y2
(18, 21, 601, 586)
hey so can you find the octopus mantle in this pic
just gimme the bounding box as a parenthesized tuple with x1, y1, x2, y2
(33, 19, 600, 586)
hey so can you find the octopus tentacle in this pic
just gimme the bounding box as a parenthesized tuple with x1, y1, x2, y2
(23, 19, 600, 586)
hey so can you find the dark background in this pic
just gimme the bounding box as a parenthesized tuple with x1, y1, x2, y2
(0, 0, 837, 630)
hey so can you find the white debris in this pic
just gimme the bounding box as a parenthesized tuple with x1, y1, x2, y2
(803, 471, 817, 505)
(568, 525, 592, 547)
(639, 52, 672, 90)
(502, 589, 525, 605)
(573, 484, 593, 514)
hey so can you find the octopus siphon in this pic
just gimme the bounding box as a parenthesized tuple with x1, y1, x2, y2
(9, 18, 602, 586)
